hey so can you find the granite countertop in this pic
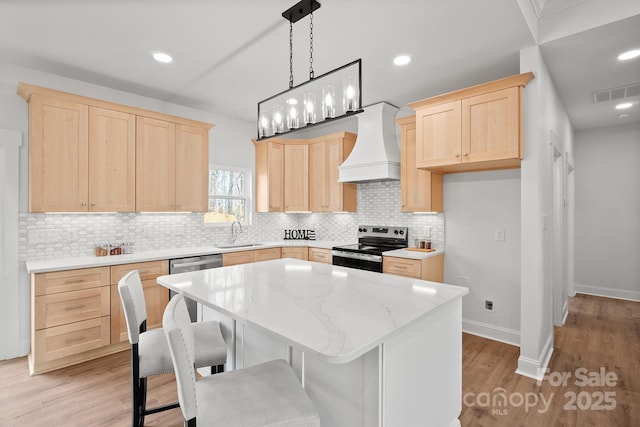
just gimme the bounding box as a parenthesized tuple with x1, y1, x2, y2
(157, 258, 467, 364)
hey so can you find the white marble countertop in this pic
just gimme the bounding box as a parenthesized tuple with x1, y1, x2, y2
(382, 248, 444, 259)
(25, 240, 350, 273)
(157, 258, 467, 364)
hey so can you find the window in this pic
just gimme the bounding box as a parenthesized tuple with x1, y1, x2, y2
(204, 165, 252, 224)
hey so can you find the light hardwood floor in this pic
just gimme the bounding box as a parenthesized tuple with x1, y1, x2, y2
(1, 294, 637, 426)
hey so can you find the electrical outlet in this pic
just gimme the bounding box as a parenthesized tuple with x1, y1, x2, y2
(484, 300, 494, 312)
(28, 229, 47, 244)
(64, 228, 78, 242)
(424, 227, 432, 237)
(494, 228, 505, 242)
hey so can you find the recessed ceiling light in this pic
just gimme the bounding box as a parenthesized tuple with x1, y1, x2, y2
(393, 55, 411, 66)
(617, 49, 640, 61)
(615, 102, 634, 110)
(618, 113, 630, 119)
(152, 52, 173, 63)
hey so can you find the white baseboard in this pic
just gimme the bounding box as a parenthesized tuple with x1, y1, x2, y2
(462, 319, 520, 347)
(575, 283, 640, 302)
(515, 333, 553, 381)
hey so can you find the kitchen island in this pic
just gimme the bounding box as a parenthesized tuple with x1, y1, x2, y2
(157, 258, 468, 427)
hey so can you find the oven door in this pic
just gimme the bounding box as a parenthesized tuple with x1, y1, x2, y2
(332, 250, 382, 273)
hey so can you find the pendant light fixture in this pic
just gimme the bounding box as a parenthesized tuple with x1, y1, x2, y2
(257, 0, 362, 140)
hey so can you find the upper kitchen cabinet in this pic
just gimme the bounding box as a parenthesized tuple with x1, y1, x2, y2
(409, 72, 534, 173)
(255, 141, 284, 212)
(136, 118, 210, 212)
(396, 117, 443, 212)
(309, 132, 357, 212)
(26, 95, 89, 212)
(284, 144, 309, 211)
(18, 83, 212, 213)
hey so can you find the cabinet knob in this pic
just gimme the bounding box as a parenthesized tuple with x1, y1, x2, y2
(81, 202, 87, 206)
(90, 203, 96, 207)
(463, 153, 469, 156)
(455, 154, 460, 158)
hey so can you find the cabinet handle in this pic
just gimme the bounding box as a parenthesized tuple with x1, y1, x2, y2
(394, 265, 408, 270)
(139, 270, 150, 275)
(463, 153, 469, 156)
(65, 336, 85, 344)
(90, 203, 96, 207)
(455, 154, 460, 158)
(65, 304, 85, 311)
(65, 279, 84, 284)
(81, 202, 87, 206)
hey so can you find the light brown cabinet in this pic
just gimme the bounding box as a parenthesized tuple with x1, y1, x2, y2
(284, 144, 309, 211)
(382, 254, 444, 282)
(30, 267, 114, 374)
(136, 117, 209, 212)
(254, 247, 282, 262)
(281, 247, 308, 260)
(19, 83, 212, 213)
(309, 133, 357, 212)
(256, 142, 285, 212)
(409, 72, 533, 173)
(110, 260, 169, 344)
(397, 116, 443, 212)
(308, 247, 332, 264)
(222, 250, 256, 266)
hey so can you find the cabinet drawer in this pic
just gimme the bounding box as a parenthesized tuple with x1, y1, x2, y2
(223, 250, 255, 266)
(35, 287, 110, 330)
(308, 247, 332, 264)
(383, 257, 421, 279)
(34, 267, 110, 296)
(254, 247, 282, 262)
(281, 247, 308, 260)
(33, 317, 111, 363)
(110, 260, 168, 284)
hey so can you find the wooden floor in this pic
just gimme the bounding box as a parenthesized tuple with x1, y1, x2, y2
(0, 294, 637, 426)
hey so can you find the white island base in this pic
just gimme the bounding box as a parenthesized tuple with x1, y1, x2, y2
(202, 299, 462, 427)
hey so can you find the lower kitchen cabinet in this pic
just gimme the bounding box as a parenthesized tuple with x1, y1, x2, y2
(281, 247, 308, 260)
(254, 247, 282, 262)
(383, 254, 444, 282)
(110, 260, 169, 344)
(30, 266, 122, 375)
(223, 250, 256, 266)
(308, 247, 332, 264)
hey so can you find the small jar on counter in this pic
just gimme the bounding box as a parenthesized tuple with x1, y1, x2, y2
(94, 244, 108, 257)
(109, 243, 122, 256)
(122, 241, 135, 254)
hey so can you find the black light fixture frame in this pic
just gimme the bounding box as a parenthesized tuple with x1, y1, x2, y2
(256, 0, 363, 141)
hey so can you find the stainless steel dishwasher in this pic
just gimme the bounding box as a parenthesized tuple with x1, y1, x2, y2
(169, 254, 222, 321)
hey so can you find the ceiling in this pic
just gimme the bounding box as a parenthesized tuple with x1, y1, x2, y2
(0, 0, 637, 132)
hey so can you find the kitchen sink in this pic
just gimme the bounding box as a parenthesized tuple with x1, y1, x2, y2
(216, 243, 264, 249)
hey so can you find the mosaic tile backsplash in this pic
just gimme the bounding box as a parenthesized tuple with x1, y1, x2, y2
(19, 181, 444, 261)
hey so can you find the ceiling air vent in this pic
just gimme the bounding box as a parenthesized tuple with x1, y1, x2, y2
(593, 84, 640, 103)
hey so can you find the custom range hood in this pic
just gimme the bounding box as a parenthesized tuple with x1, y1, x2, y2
(338, 102, 400, 182)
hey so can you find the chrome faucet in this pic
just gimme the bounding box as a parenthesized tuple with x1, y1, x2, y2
(231, 220, 243, 243)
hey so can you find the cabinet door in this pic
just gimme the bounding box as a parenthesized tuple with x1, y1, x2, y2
(136, 116, 176, 211)
(88, 107, 136, 212)
(176, 124, 209, 212)
(308, 247, 332, 264)
(415, 100, 461, 168)
(281, 247, 308, 260)
(29, 95, 89, 212)
(462, 87, 520, 163)
(284, 144, 309, 211)
(326, 139, 350, 212)
(254, 247, 282, 262)
(256, 142, 284, 212)
(308, 142, 327, 211)
(223, 250, 256, 266)
(400, 121, 443, 213)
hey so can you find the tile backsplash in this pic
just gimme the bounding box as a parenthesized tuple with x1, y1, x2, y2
(20, 180, 444, 261)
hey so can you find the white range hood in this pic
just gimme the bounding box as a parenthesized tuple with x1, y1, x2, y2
(338, 102, 400, 183)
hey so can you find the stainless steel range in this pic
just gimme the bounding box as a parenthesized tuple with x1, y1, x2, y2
(332, 226, 408, 272)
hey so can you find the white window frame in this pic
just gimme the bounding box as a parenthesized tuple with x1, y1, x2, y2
(205, 164, 252, 226)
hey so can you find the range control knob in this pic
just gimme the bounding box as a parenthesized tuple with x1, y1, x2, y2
(394, 229, 399, 235)
(399, 230, 405, 235)
(362, 228, 367, 233)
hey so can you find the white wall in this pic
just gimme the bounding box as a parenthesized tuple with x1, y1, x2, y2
(517, 46, 574, 380)
(0, 63, 256, 359)
(443, 169, 521, 346)
(574, 123, 640, 301)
